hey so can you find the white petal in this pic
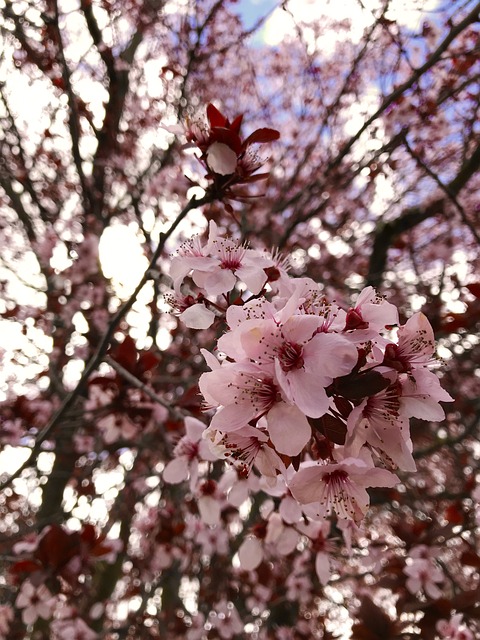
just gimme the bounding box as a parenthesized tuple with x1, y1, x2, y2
(206, 142, 237, 175)
(238, 537, 263, 571)
(198, 495, 221, 525)
(179, 304, 215, 329)
(276, 527, 299, 555)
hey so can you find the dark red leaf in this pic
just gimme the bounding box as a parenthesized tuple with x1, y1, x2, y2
(10, 559, 42, 574)
(290, 453, 301, 471)
(309, 414, 347, 445)
(138, 351, 159, 374)
(466, 283, 480, 298)
(334, 370, 391, 400)
(243, 127, 280, 147)
(35, 525, 80, 571)
(351, 596, 398, 639)
(1, 305, 19, 319)
(311, 434, 333, 460)
(206, 103, 228, 128)
(444, 502, 464, 525)
(80, 523, 97, 546)
(451, 585, 480, 613)
(333, 396, 353, 419)
(177, 384, 202, 410)
(230, 114, 243, 135)
(113, 335, 138, 372)
(461, 548, 480, 568)
(209, 127, 242, 153)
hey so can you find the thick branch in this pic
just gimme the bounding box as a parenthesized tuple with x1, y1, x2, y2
(367, 142, 480, 287)
(402, 135, 480, 244)
(52, 0, 93, 215)
(0, 173, 37, 243)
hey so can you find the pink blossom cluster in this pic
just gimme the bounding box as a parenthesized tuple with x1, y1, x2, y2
(167, 219, 287, 328)
(167, 225, 452, 526)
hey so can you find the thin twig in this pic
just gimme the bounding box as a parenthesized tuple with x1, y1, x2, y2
(105, 355, 185, 422)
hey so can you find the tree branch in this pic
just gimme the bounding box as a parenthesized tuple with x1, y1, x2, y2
(0, 193, 212, 491)
(367, 142, 480, 287)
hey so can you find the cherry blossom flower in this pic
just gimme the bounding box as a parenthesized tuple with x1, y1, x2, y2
(383, 312, 436, 372)
(218, 304, 357, 419)
(285, 555, 313, 604)
(296, 520, 333, 585)
(204, 424, 286, 478)
(51, 617, 97, 640)
(404, 556, 444, 599)
(86, 383, 138, 443)
(436, 613, 474, 640)
(169, 220, 274, 299)
(288, 456, 399, 522)
(404, 545, 445, 599)
(209, 600, 244, 639)
(195, 523, 230, 556)
(163, 417, 217, 490)
(185, 103, 280, 191)
(264, 512, 300, 556)
(0, 605, 13, 640)
(200, 359, 312, 456)
(15, 581, 56, 626)
(344, 286, 399, 332)
(345, 380, 417, 472)
(238, 512, 299, 573)
(206, 236, 272, 296)
(169, 220, 219, 291)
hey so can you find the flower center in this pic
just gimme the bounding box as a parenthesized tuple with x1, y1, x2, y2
(220, 246, 244, 270)
(174, 436, 199, 460)
(324, 469, 349, 485)
(278, 341, 304, 372)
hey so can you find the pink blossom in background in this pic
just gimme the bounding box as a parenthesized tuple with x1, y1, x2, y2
(15, 582, 56, 626)
(436, 613, 474, 640)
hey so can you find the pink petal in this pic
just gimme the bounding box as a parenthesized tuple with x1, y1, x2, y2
(305, 333, 357, 380)
(163, 457, 189, 484)
(209, 402, 257, 432)
(266, 403, 311, 455)
(276, 527, 299, 555)
(22, 606, 38, 626)
(275, 362, 329, 418)
(204, 268, 237, 296)
(289, 465, 325, 504)
(185, 417, 207, 442)
(315, 551, 331, 585)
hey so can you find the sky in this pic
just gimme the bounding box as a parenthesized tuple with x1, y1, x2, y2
(254, 0, 440, 48)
